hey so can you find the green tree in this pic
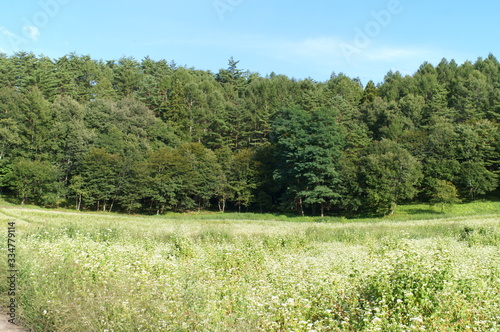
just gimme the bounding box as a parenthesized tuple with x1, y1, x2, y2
(137, 57, 173, 115)
(397, 94, 426, 127)
(420, 118, 461, 197)
(179, 143, 222, 211)
(459, 161, 497, 200)
(17, 87, 54, 159)
(49, 96, 95, 181)
(10, 52, 38, 92)
(215, 57, 247, 94)
(231, 149, 258, 212)
(143, 147, 196, 214)
(430, 180, 460, 212)
(252, 143, 282, 213)
(360, 80, 378, 104)
(272, 107, 344, 216)
(76, 148, 121, 211)
(0, 117, 20, 161)
(112, 57, 142, 97)
(5, 159, 63, 206)
(360, 140, 423, 215)
(54, 53, 104, 102)
(85, 98, 177, 158)
(359, 97, 395, 139)
(378, 71, 416, 102)
(455, 120, 497, 164)
(336, 119, 372, 215)
(325, 73, 363, 109)
(32, 56, 59, 101)
(239, 75, 298, 147)
(214, 146, 235, 212)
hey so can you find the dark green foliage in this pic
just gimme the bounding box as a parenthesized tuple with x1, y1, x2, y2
(458, 226, 500, 246)
(178, 142, 222, 210)
(360, 80, 378, 104)
(76, 148, 122, 211)
(430, 180, 460, 212)
(141, 147, 197, 214)
(5, 159, 64, 206)
(271, 107, 344, 216)
(0, 52, 499, 214)
(230, 149, 259, 212)
(326, 73, 363, 107)
(459, 161, 497, 200)
(360, 140, 423, 215)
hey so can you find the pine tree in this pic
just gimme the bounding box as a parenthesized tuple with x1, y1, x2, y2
(272, 107, 344, 216)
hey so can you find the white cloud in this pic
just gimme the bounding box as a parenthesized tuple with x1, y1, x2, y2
(293, 37, 346, 59)
(0, 26, 17, 38)
(281, 36, 430, 64)
(141, 33, 440, 82)
(246, 36, 445, 82)
(23, 26, 40, 41)
(363, 47, 430, 61)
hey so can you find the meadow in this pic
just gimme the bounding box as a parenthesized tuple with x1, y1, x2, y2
(1, 201, 499, 331)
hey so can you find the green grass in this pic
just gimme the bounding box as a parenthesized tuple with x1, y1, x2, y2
(1, 201, 499, 331)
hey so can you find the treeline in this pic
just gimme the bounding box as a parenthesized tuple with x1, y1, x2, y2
(0, 52, 499, 215)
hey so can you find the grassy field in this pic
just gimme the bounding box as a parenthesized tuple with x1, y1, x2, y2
(1, 201, 499, 331)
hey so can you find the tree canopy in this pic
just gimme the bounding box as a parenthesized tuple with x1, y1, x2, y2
(0, 53, 499, 215)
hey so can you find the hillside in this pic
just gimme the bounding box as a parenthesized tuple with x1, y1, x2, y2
(0, 53, 499, 215)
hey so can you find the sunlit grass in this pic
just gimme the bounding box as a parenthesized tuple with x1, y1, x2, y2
(1, 202, 499, 331)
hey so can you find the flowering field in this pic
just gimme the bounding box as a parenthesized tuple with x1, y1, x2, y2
(1, 207, 499, 331)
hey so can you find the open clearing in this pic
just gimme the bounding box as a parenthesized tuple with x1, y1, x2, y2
(1, 205, 499, 331)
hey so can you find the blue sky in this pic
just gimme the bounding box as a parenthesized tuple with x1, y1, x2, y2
(1, 0, 499, 84)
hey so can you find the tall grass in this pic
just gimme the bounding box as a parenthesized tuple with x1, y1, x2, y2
(1, 205, 499, 331)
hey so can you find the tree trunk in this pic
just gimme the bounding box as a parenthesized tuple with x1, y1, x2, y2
(389, 202, 397, 216)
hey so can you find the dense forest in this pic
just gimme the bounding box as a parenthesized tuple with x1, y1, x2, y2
(0, 52, 499, 216)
